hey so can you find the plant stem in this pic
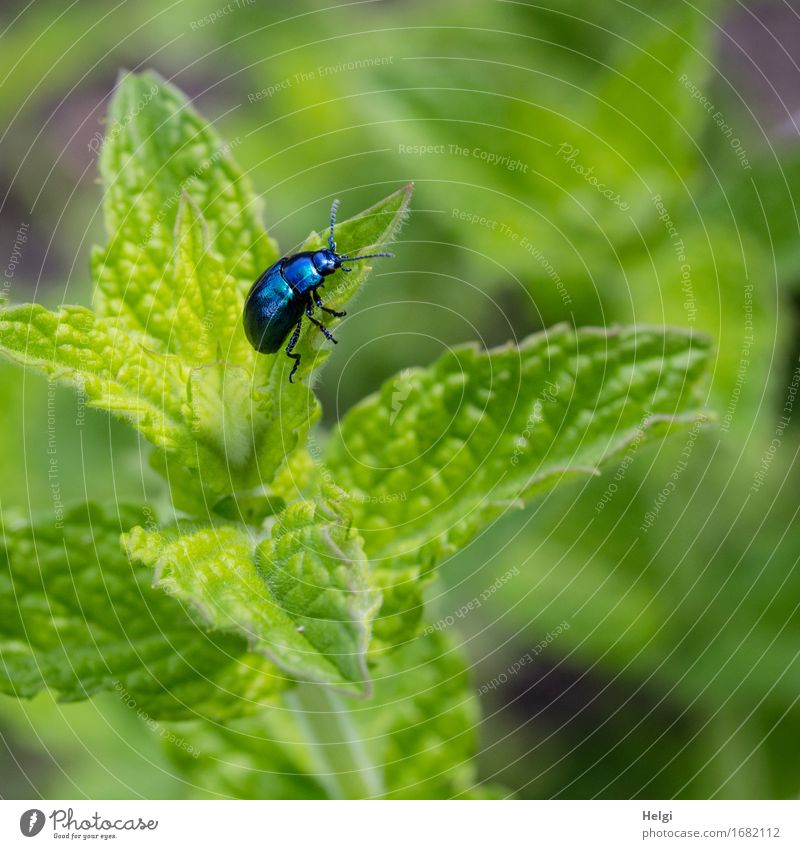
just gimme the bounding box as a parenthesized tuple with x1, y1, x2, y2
(286, 684, 386, 800)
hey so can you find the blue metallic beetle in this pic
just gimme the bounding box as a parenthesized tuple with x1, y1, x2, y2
(243, 199, 392, 383)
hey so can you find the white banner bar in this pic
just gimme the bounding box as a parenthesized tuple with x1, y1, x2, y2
(2, 800, 798, 848)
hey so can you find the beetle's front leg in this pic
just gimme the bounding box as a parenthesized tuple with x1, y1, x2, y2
(305, 301, 338, 343)
(313, 288, 346, 318)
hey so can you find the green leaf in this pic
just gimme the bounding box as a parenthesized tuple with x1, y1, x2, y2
(91, 70, 278, 350)
(0, 503, 284, 720)
(0, 303, 188, 452)
(245, 183, 413, 484)
(123, 492, 381, 694)
(0, 301, 254, 499)
(151, 183, 411, 506)
(325, 325, 712, 643)
(294, 185, 412, 377)
(352, 630, 481, 798)
(152, 194, 247, 365)
(164, 631, 484, 799)
(0, 70, 412, 505)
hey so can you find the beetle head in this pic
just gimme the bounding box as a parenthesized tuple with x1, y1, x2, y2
(311, 249, 340, 276)
(323, 200, 394, 274)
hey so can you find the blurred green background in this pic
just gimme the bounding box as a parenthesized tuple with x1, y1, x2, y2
(2, 0, 800, 798)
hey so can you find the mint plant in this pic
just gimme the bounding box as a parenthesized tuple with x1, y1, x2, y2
(0, 71, 712, 799)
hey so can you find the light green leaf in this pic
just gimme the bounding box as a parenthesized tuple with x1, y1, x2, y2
(294, 184, 412, 377)
(185, 361, 256, 468)
(123, 493, 380, 694)
(351, 630, 482, 799)
(0, 503, 284, 720)
(164, 631, 485, 799)
(164, 185, 412, 501)
(156, 194, 247, 365)
(0, 303, 188, 452)
(91, 69, 278, 349)
(325, 325, 713, 643)
(0, 301, 254, 499)
(0, 70, 412, 505)
(245, 184, 414, 483)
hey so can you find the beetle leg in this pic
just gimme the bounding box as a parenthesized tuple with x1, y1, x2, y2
(305, 301, 338, 343)
(313, 288, 346, 318)
(285, 319, 303, 383)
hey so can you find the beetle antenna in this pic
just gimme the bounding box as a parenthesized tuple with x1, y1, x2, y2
(329, 199, 340, 251)
(339, 251, 394, 261)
